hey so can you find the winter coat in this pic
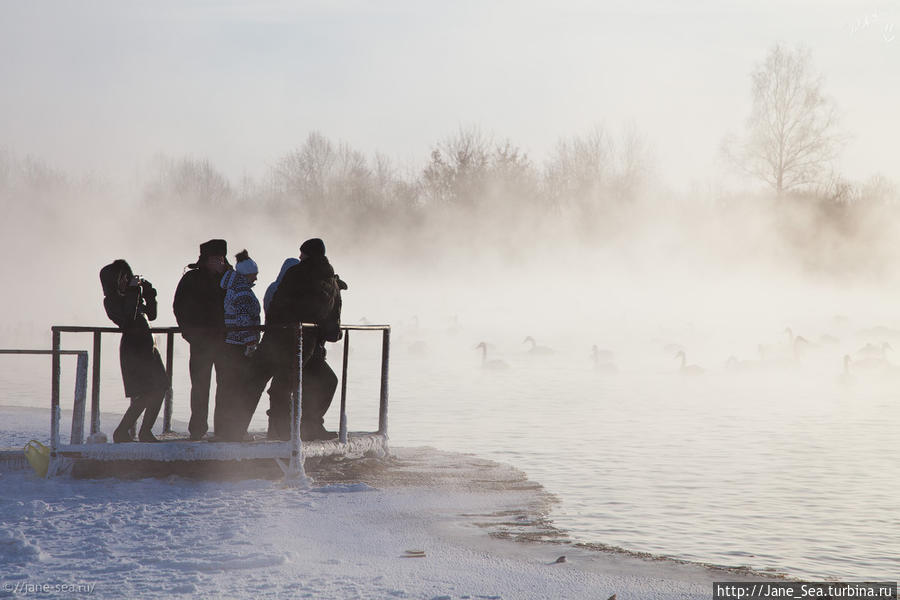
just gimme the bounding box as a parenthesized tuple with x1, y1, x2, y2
(173, 266, 225, 345)
(99, 260, 168, 399)
(220, 269, 261, 347)
(264, 258, 300, 315)
(266, 255, 344, 343)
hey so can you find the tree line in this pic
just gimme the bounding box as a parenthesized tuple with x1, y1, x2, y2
(2, 44, 897, 269)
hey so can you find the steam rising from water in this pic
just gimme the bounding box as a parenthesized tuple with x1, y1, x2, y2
(3, 2, 900, 579)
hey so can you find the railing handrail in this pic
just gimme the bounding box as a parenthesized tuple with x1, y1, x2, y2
(51, 324, 391, 333)
(0, 349, 87, 355)
(49, 322, 391, 464)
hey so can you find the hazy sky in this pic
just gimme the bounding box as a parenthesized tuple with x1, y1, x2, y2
(1, 0, 897, 189)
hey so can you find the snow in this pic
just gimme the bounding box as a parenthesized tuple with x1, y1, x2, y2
(0, 406, 765, 599)
(56, 434, 385, 462)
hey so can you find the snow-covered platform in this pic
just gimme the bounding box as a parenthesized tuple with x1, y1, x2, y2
(0, 448, 28, 471)
(31, 322, 393, 480)
(54, 432, 388, 479)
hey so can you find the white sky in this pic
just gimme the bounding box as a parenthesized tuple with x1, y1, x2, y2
(0, 0, 897, 188)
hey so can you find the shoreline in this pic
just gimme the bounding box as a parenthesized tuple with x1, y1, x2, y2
(3, 404, 784, 597)
(309, 446, 780, 586)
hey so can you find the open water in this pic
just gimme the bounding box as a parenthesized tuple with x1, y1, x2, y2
(2, 317, 898, 582)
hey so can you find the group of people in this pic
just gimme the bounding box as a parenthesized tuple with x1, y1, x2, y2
(99, 237, 346, 444)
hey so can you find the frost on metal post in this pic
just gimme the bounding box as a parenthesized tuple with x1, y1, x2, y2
(278, 323, 310, 489)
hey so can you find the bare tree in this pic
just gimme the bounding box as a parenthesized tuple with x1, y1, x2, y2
(726, 44, 844, 194)
(273, 131, 336, 203)
(421, 126, 491, 206)
(544, 127, 612, 210)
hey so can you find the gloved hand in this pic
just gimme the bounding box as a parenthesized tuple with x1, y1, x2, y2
(140, 279, 157, 299)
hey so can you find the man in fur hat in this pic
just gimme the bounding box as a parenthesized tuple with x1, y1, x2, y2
(173, 239, 228, 440)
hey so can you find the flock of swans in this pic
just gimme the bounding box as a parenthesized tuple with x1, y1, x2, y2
(387, 315, 900, 381)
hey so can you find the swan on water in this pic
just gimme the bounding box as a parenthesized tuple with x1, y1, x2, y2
(837, 354, 855, 385)
(591, 345, 615, 363)
(591, 345, 617, 372)
(674, 350, 704, 375)
(523, 336, 554, 355)
(759, 328, 802, 361)
(476, 342, 510, 370)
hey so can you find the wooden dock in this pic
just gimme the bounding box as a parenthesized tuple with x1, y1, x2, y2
(54, 431, 388, 479)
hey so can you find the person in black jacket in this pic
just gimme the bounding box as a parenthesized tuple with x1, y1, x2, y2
(173, 239, 228, 440)
(256, 237, 345, 441)
(99, 260, 168, 443)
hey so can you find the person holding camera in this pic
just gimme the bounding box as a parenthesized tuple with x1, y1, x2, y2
(99, 259, 168, 443)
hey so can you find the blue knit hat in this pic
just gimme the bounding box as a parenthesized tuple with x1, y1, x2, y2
(235, 250, 258, 275)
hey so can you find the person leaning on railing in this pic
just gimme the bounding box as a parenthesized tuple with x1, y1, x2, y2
(252, 237, 346, 442)
(99, 259, 168, 443)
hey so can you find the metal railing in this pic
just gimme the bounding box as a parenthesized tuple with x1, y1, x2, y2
(0, 349, 89, 445)
(49, 323, 391, 456)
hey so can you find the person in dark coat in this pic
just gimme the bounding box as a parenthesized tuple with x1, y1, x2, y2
(264, 257, 300, 315)
(256, 238, 345, 441)
(99, 260, 168, 443)
(259, 257, 300, 437)
(173, 239, 228, 440)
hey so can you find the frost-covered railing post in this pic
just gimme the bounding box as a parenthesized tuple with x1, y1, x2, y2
(378, 327, 390, 437)
(43, 329, 91, 451)
(338, 329, 350, 443)
(164, 331, 174, 433)
(51, 329, 61, 455)
(291, 322, 303, 468)
(1, 347, 86, 452)
(279, 322, 310, 488)
(70, 352, 88, 445)
(91, 332, 101, 435)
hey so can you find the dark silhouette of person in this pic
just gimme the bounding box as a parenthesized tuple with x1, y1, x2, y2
(173, 239, 228, 440)
(99, 260, 168, 443)
(255, 238, 345, 441)
(214, 250, 262, 441)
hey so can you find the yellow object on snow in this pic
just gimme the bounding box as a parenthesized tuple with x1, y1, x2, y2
(24, 440, 50, 478)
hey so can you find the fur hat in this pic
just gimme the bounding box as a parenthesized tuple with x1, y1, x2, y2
(299, 238, 325, 258)
(235, 249, 258, 275)
(199, 239, 227, 258)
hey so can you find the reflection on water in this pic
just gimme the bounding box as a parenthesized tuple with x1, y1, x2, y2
(2, 331, 899, 581)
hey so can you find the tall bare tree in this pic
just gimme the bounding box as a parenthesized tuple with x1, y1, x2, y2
(726, 44, 844, 194)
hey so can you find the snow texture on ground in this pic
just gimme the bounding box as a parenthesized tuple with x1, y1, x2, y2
(1, 407, 761, 599)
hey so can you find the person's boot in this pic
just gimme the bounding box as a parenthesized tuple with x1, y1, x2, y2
(138, 393, 163, 443)
(113, 402, 143, 443)
(300, 421, 337, 441)
(266, 409, 276, 440)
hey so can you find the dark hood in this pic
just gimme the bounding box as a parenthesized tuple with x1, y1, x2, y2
(275, 258, 300, 285)
(100, 259, 132, 297)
